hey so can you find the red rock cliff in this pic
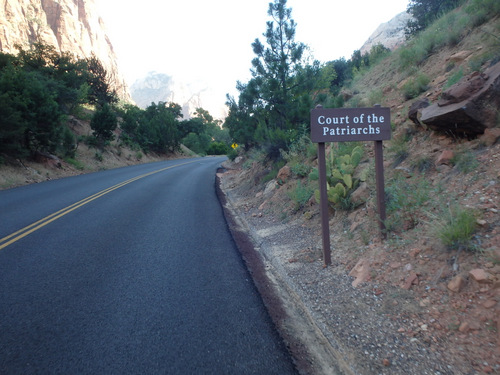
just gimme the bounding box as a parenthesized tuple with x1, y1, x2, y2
(0, 0, 130, 101)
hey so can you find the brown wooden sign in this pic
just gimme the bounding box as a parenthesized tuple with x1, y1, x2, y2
(310, 107, 391, 143)
(311, 105, 391, 267)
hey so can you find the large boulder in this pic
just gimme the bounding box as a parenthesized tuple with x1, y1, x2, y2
(408, 98, 430, 127)
(420, 61, 500, 136)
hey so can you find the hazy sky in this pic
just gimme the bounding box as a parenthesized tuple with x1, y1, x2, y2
(97, 0, 409, 117)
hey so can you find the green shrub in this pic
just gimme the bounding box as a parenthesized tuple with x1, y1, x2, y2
(90, 103, 117, 142)
(411, 156, 434, 173)
(288, 162, 309, 178)
(444, 68, 464, 89)
(308, 167, 319, 181)
(436, 205, 478, 250)
(402, 73, 430, 100)
(388, 135, 410, 166)
(465, 0, 500, 26)
(60, 126, 76, 157)
(367, 89, 384, 106)
(385, 175, 431, 232)
(227, 147, 239, 161)
(206, 141, 230, 155)
(64, 157, 85, 170)
(451, 149, 478, 173)
(288, 181, 313, 211)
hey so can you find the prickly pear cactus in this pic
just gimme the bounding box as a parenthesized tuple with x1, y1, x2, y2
(314, 145, 364, 208)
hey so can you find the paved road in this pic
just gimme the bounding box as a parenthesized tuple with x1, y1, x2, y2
(0, 157, 297, 374)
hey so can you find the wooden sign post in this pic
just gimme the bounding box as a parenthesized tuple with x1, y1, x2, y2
(311, 105, 391, 266)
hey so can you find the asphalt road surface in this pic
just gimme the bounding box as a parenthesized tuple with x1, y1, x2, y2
(0, 157, 297, 374)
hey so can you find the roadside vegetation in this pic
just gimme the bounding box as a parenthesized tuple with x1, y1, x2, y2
(224, 0, 500, 254)
(0, 44, 230, 166)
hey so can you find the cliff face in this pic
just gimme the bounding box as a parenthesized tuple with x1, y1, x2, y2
(360, 12, 413, 54)
(0, 0, 130, 101)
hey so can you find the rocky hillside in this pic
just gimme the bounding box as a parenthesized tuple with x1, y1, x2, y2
(0, 0, 130, 101)
(221, 8, 500, 375)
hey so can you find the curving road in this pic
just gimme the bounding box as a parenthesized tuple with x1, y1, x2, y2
(0, 157, 297, 374)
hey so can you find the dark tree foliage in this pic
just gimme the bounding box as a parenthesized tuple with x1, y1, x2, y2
(179, 107, 229, 155)
(0, 43, 120, 158)
(120, 102, 186, 154)
(15, 43, 89, 112)
(250, 0, 306, 131)
(85, 55, 118, 106)
(224, 87, 261, 150)
(0, 58, 63, 156)
(224, 0, 319, 158)
(119, 103, 144, 144)
(90, 103, 117, 142)
(406, 0, 464, 36)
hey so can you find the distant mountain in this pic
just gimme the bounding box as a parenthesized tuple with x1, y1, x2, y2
(360, 11, 413, 54)
(130, 72, 206, 119)
(0, 0, 130, 101)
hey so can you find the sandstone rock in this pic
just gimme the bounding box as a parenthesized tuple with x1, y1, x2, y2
(263, 179, 277, 197)
(402, 272, 418, 290)
(0, 0, 130, 101)
(447, 51, 472, 64)
(483, 300, 497, 309)
(277, 166, 291, 185)
(483, 365, 494, 374)
(491, 249, 500, 263)
(34, 151, 62, 169)
(479, 128, 500, 146)
(408, 98, 430, 126)
(394, 166, 412, 178)
(350, 182, 370, 207)
(258, 200, 267, 211)
(448, 275, 467, 293)
(469, 268, 492, 284)
(421, 61, 500, 136)
(459, 321, 470, 333)
(436, 150, 454, 166)
(349, 258, 371, 287)
(340, 89, 354, 102)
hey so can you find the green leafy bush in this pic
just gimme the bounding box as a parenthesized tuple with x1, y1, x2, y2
(206, 142, 230, 155)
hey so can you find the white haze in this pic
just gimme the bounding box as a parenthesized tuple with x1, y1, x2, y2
(98, 0, 409, 119)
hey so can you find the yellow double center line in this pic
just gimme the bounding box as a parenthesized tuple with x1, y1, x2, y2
(0, 160, 197, 251)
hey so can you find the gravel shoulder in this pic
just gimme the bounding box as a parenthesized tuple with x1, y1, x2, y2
(217, 159, 500, 375)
